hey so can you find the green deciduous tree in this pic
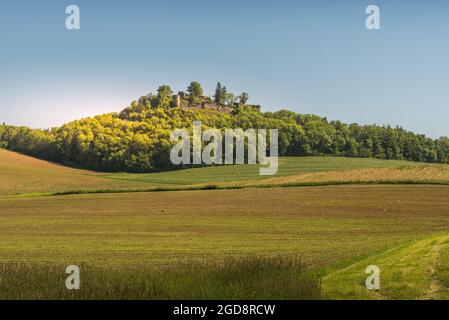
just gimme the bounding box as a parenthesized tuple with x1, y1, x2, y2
(156, 85, 173, 109)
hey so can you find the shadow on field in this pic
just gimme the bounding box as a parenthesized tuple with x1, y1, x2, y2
(0, 256, 321, 300)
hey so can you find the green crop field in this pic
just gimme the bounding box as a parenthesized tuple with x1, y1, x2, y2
(2, 148, 449, 299)
(106, 156, 417, 186)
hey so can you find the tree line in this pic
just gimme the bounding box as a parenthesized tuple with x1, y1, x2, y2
(1, 83, 449, 172)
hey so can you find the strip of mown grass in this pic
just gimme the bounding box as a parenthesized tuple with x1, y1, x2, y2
(322, 234, 449, 300)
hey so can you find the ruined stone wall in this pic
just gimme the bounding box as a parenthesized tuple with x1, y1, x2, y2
(172, 95, 234, 113)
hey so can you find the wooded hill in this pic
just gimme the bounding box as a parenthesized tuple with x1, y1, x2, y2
(1, 83, 449, 172)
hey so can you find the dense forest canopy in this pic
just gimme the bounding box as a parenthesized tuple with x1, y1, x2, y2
(1, 82, 449, 172)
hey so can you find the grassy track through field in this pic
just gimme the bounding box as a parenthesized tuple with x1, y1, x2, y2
(322, 234, 449, 299)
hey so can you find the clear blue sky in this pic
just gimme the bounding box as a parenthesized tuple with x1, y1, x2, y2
(0, 0, 448, 138)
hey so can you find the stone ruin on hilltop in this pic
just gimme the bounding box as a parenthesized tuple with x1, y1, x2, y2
(172, 91, 234, 114)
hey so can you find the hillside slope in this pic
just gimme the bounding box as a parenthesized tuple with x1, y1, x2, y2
(0, 149, 148, 195)
(2, 147, 449, 196)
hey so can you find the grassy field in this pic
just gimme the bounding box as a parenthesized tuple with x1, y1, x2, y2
(236, 165, 449, 188)
(0, 256, 321, 299)
(2, 185, 449, 299)
(106, 156, 418, 186)
(0, 149, 149, 196)
(2, 185, 449, 267)
(2, 148, 443, 196)
(2, 148, 449, 299)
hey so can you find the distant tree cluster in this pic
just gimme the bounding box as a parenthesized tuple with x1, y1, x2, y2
(1, 83, 449, 172)
(125, 82, 249, 110)
(212, 82, 249, 107)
